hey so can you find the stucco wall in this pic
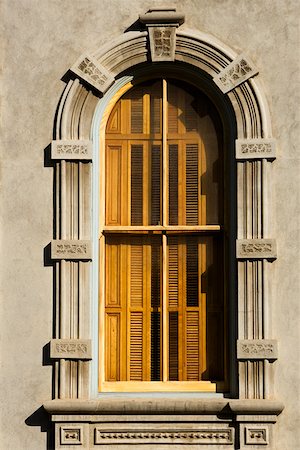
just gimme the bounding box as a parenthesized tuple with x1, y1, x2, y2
(1, 1, 299, 449)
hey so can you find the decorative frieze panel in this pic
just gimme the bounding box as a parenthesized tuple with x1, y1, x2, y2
(60, 425, 83, 445)
(51, 240, 92, 260)
(139, 7, 184, 62)
(236, 239, 277, 260)
(245, 425, 269, 445)
(237, 340, 278, 361)
(236, 139, 276, 160)
(51, 140, 92, 160)
(71, 54, 114, 94)
(213, 54, 258, 93)
(50, 339, 92, 360)
(94, 428, 234, 445)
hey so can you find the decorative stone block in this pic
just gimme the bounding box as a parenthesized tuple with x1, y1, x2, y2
(236, 139, 276, 160)
(236, 239, 277, 260)
(71, 54, 114, 94)
(94, 428, 234, 445)
(50, 339, 92, 360)
(51, 240, 92, 260)
(148, 26, 176, 61)
(245, 425, 269, 445)
(213, 54, 258, 93)
(237, 340, 278, 361)
(139, 8, 184, 62)
(60, 425, 83, 445)
(51, 140, 92, 160)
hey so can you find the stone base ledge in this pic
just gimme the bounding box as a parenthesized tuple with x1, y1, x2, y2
(44, 398, 284, 417)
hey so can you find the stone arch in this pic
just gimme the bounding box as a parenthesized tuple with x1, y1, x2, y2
(49, 7, 278, 409)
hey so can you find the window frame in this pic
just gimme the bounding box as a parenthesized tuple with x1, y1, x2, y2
(97, 75, 232, 393)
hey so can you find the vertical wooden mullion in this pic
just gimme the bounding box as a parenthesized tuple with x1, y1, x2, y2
(199, 239, 207, 378)
(200, 138, 206, 225)
(143, 142, 149, 226)
(177, 239, 184, 381)
(162, 79, 168, 382)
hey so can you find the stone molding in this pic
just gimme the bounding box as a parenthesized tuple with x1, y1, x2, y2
(236, 139, 276, 160)
(140, 7, 185, 62)
(237, 340, 278, 361)
(71, 54, 115, 94)
(236, 239, 277, 260)
(51, 140, 92, 160)
(50, 339, 92, 360)
(51, 240, 92, 260)
(245, 425, 269, 445)
(60, 425, 83, 445)
(213, 54, 258, 93)
(94, 428, 234, 445)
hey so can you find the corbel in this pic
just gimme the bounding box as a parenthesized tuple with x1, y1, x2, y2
(236, 239, 277, 260)
(235, 138, 276, 160)
(51, 139, 92, 161)
(50, 339, 92, 360)
(139, 7, 185, 62)
(213, 54, 258, 93)
(51, 240, 92, 260)
(70, 53, 115, 94)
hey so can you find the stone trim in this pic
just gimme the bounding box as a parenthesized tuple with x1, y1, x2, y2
(236, 239, 277, 260)
(213, 54, 258, 93)
(60, 425, 83, 445)
(50, 339, 92, 360)
(237, 340, 278, 361)
(94, 428, 234, 445)
(51, 240, 92, 260)
(244, 425, 269, 445)
(71, 54, 115, 94)
(51, 140, 92, 160)
(236, 139, 276, 160)
(140, 7, 185, 62)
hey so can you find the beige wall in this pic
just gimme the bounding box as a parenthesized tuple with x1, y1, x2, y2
(1, 1, 299, 449)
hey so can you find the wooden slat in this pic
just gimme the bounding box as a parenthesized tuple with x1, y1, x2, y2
(186, 143, 199, 225)
(131, 144, 143, 225)
(130, 311, 143, 380)
(186, 310, 200, 381)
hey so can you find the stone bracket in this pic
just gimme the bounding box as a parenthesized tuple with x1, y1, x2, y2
(51, 240, 92, 260)
(213, 54, 259, 93)
(139, 8, 185, 62)
(51, 140, 92, 160)
(71, 54, 115, 94)
(237, 340, 278, 361)
(236, 139, 276, 160)
(236, 239, 277, 260)
(50, 339, 92, 360)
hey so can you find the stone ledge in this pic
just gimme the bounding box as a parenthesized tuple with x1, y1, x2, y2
(43, 399, 284, 417)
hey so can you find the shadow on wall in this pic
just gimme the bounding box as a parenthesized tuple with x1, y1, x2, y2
(25, 406, 54, 450)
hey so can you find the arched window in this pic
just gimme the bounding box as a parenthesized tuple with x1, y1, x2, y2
(99, 78, 227, 392)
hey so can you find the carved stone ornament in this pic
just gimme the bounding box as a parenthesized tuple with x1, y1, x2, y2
(71, 54, 114, 94)
(139, 8, 185, 62)
(50, 339, 92, 360)
(236, 239, 277, 260)
(213, 54, 258, 93)
(237, 340, 278, 361)
(94, 428, 234, 445)
(245, 425, 269, 445)
(60, 425, 83, 445)
(51, 140, 92, 160)
(51, 240, 92, 260)
(236, 138, 276, 160)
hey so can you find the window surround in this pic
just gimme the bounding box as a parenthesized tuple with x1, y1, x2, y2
(45, 8, 283, 449)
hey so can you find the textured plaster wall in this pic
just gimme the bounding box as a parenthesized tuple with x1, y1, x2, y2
(0, 1, 299, 449)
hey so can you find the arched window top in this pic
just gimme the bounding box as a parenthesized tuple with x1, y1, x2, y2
(101, 78, 226, 392)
